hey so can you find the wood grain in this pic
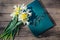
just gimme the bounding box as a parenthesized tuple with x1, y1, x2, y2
(0, 0, 60, 40)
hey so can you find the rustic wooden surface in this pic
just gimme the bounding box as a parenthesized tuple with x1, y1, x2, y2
(0, 0, 60, 40)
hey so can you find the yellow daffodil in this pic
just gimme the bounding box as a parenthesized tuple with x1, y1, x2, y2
(10, 4, 32, 25)
(20, 13, 28, 20)
(10, 5, 20, 18)
(18, 13, 29, 25)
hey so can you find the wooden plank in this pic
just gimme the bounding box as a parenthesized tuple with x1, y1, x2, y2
(0, 5, 13, 13)
(0, 0, 33, 4)
(0, 0, 34, 13)
(1, 21, 60, 28)
(14, 36, 60, 40)
(0, 22, 60, 37)
(0, 7, 55, 13)
(0, 14, 11, 21)
(0, 0, 60, 13)
(0, 36, 60, 40)
(0, 0, 60, 8)
(0, 8, 60, 21)
(41, 0, 60, 8)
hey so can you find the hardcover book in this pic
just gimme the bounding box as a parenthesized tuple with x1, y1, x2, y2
(27, 0, 54, 37)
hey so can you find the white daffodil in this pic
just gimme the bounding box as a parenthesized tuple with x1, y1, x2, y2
(10, 4, 32, 25)
(20, 4, 27, 10)
(18, 9, 32, 25)
(18, 12, 31, 25)
(10, 5, 21, 19)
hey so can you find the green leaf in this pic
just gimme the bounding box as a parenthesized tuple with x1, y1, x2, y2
(0, 16, 18, 38)
(0, 21, 22, 39)
(5, 16, 18, 32)
(0, 14, 23, 40)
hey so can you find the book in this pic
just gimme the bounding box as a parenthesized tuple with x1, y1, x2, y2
(27, 0, 54, 37)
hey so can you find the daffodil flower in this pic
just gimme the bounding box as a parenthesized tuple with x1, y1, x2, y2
(10, 4, 32, 25)
(10, 5, 20, 19)
(18, 9, 32, 25)
(18, 13, 30, 25)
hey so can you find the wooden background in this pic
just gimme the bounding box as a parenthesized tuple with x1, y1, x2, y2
(0, 0, 60, 40)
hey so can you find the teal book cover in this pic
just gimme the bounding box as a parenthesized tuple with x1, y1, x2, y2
(27, 0, 54, 37)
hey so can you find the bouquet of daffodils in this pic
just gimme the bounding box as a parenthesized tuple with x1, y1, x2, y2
(0, 4, 32, 40)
